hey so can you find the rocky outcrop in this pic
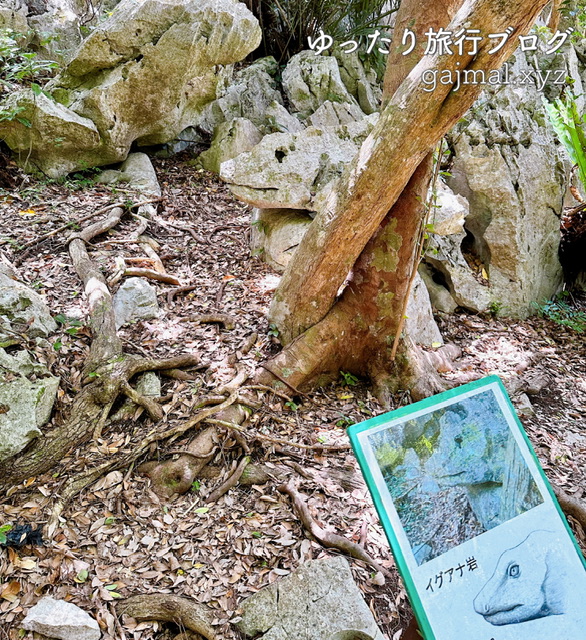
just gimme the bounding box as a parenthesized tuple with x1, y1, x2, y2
(1, 0, 261, 176)
(442, 51, 567, 317)
(199, 57, 284, 134)
(282, 50, 361, 117)
(332, 48, 382, 115)
(0, 348, 60, 462)
(237, 556, 384, 640)
(220, 114, 378, 210)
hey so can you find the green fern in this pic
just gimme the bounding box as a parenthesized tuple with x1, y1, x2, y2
(543, 92, 586, 197)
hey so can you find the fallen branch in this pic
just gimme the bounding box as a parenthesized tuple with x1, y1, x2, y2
(205, 456, 250, 504)
(278, 479, 389, 579)
(118, 594, 216, 640)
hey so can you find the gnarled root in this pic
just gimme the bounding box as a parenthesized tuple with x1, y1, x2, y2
(118, 594, 216, 640)
(278, 479, 390, 581)
(139, 427, 217, 498)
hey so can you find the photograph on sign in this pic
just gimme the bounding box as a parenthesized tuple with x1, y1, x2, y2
(348, 376, 586, 640)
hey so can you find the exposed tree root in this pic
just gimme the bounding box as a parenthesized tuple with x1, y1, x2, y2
(181, 313, 237, 330)
(554, 486, 586, 533)
(167, 284, 200, 304)
(117, 594, 216, 640)
(139, 427, 217, 499)
(0, 204, 201, 494)
(278, 479, 389, 580)
(124, 267, 181, 285)
(205, 456, 250, 503)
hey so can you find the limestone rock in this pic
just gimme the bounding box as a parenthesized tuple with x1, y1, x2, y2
(332, 48, 382, 114)
(200, 57, 283, 134)
(264, 101, 304, 134)
(424, 233, 492, 314)
(27, 0, 85, 63)
(119, 153, 161, 196)
(0, 348, 60, 462)
(0, 90, 101, 177)
(221, 114, 379, 211)
(282, 50, 359, 116)
(199, 118, 262, 174)
(404, 272, 443, 347)
(445, 51, 566, 317)
(0, 270, 57, 339)
(1, 0, 262, 176)
(113, 277, 159, 329)
(308, 100, 366, 129)
(430, 180, 469, 236)
(22, 596, 100, 640)
(0, 2, 29, 32)
(419, 264, 458, 314)
(250, 208, 313, 272)
(237, 556, 384, 640)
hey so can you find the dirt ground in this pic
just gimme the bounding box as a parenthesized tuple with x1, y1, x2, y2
(0, 156, 585, 640)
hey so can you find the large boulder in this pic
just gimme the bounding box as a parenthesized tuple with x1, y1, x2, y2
(0, 0, 261, 176)
(220, 114, 379, 210)
(443, 51, 567, 317)
(0, 348, 60, 462)
(250, 208, 313, 272)
(237, 556, 384, 640)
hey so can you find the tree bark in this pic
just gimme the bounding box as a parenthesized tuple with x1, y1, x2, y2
(269, 0, 551, 344)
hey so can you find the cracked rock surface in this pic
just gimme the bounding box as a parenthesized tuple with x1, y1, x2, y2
(236, 556, 385, 640)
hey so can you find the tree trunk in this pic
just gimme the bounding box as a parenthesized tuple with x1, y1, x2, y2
(269, 0, 550, 345)
(262, 0, 550, 399)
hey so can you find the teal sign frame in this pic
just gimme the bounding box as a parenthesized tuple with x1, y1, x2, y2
(347, 375, 586, 639)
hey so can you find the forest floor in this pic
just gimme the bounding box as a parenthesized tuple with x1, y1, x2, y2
(0, 155, 585, 640)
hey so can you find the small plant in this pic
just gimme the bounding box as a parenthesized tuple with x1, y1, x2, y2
(0, 523, 12, 544)
(488, 300, 503, 317)
(191, 480, 201, 492)
(534, 292, 586, 333)
(340, 371, 359, 386)
(0, 29, 58, 91)
(268, 323, 280, 338)
(335, 414, 355, 428)
(285, 400, 299, 411)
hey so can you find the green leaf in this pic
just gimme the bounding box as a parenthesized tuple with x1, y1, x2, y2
(74, 569, 89, 583)
(194, 507, 209, 514)
(31, 82, 42, 96)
